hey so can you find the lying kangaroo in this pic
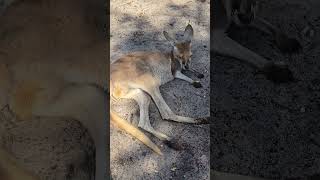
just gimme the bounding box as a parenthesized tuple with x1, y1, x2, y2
(110, 24, 208, 155)
(212, 0, 302, 83)
(0, 0, 107, 179)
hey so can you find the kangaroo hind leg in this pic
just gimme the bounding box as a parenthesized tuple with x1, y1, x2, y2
(126, 89, 171, 142)
(130, 88, 187, 150)
(143, 87, 208, 124)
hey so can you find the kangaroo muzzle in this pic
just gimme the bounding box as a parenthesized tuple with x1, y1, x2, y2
(183, 62, 189, 70)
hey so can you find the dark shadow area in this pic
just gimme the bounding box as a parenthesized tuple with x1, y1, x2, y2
(211, 0, 320, 179)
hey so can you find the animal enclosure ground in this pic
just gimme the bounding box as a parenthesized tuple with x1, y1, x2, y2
(110, 0, 210, 179)
(211, 0, 320, 179)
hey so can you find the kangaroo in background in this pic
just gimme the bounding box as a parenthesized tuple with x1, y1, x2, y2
(110, 24, 209, 155)
(212, 0, 302, 83)
(0, 0, 107, 179)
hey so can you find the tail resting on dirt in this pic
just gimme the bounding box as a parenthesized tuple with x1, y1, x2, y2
(110, 110, 162, 155)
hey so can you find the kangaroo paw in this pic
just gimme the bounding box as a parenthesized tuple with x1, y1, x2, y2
(164, 139, 184, 151)
(262, 62, 294, 83)
(276, 33, 302, 53)
(192, 81, 202, 88)
(195, 117, 210, 124)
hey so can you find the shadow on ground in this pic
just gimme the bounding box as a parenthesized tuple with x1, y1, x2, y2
(210, 0, 320, 179)
(110, 0, 210, 179)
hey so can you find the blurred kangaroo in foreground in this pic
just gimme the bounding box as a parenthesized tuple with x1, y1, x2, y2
(213, 0, 303, 83)
(111, 24, 209, 155)
(0, 0, 107, 179)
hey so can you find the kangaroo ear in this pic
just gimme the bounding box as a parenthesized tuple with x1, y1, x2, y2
(184, 24, 193, 42)
(163, 31, 175, 46)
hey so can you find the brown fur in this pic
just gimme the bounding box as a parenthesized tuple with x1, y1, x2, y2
(174, 42, 192, 65)
(110, 24, 208, 155)
(11, 80, 41, 120)
(0, 0, 107, 179)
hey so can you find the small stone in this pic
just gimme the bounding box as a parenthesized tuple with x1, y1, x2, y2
(300, 107, 306, 113)
(171, 167, 177, 171)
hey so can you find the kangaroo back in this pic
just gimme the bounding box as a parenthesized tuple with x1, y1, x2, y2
(110, 51, 173, 91)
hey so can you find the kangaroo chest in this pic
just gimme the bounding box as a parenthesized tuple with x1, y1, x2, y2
(149, 56, 175, 85)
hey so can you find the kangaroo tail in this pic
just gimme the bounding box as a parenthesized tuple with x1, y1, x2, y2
(110, 110, 162, 155)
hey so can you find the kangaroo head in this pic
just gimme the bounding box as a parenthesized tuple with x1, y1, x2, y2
(163, 24, 193, 70)
(232, 0, 258, 26)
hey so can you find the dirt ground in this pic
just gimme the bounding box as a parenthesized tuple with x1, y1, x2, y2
(0, 106, 96, 180)
(1, 0, 319, 179)
(110, 0, 210, 179)
(211, 0, 320, 179)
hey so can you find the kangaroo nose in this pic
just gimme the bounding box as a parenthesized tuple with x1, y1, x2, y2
(184, 63, 189, 70)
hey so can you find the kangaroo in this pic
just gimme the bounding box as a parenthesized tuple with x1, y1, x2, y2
(0, 0, 107, 179)
(212, 0, 302, 83)
(110, 24, 209, 155)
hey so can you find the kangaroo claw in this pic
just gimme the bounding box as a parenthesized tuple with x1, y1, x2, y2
(195, 117, 210, 124)
(164, 139, 184, 151)
(276, 33, 302, 54)
(262, 62, 294, 83)
(192, 81, 202, 88)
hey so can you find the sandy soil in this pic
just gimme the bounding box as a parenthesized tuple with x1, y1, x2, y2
(1, 0, 319, 179)
(211, 0, 320, 179)
(110, 0, 210, 179)
(0, 106, 96, 180)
